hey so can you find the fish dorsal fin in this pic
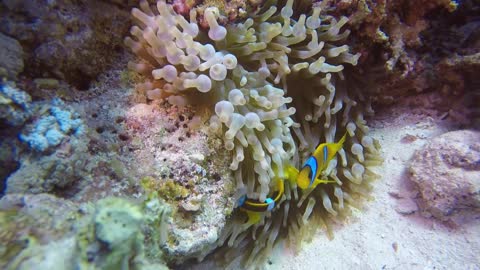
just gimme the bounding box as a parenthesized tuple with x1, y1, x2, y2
(325, 132, 348, 163)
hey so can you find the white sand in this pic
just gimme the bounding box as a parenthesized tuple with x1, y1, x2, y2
(266, 115, 480, 270)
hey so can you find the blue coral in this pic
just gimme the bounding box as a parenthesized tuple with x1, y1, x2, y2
(0, 83, 33, 126)
(19, 99, 84, 152)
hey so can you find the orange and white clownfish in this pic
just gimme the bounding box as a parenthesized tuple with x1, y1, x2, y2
(296, 133, 347, 190)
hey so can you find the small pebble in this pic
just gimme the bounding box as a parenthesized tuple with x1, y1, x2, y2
(401, 134, 417, 143)
(395, 198, 419, 215)
(190, 153, 205, 162)
(180, 201, 201, 212)
(34, 78, 59, 89)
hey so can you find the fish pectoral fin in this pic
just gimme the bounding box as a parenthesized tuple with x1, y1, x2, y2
(311, 178, 336, 188)
(246, 210, 262, 224)
(284, 164, 299, 185)
(273, 179, 285, 203)
(317, 178, 336, 184)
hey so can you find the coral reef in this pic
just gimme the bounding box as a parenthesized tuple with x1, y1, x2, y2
(409, 130, 480, 224)
(0, 83, 90, 196)
(3, 90, 89, 195)
(333, 0, 478, 115)
(0, 0, 477, 269)
(324, 0, 480, 130)
(3, 71, 236, 263)
(327, 0, 457, 77)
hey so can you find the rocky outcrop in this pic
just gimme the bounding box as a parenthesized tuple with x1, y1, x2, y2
(409, 130, 480, 223)
(0, 0, 131, 90)
(0, 33, 24, 79)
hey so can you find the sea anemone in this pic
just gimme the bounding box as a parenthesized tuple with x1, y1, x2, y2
(125, 0, 382, 267)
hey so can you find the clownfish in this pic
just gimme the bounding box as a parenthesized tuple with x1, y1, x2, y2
(296, 133, 347, 189)
(236, 178, 284, 225)
(238, 177, 284, 213)
(236, 133, 347, 223)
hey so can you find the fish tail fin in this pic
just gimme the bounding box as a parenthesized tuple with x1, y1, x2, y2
(328, 132, 348, 159)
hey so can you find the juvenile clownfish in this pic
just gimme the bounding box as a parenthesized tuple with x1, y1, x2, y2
(297, 133, 347, 190)
(238, 177, 284, 213)
(237, 166, 299, 224)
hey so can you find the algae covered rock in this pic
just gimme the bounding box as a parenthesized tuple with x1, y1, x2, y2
(124, 102, 234, 264)
(89, 198, 143, 269)
(409, 130, 480, 223)
(75, 196, 170, 270)
(5, 137, 91, 195)
(0, 195, 170, 270)
(7, 237, 77, 270)
(0, 194, 79, 269)
(95, 197, 144, 249)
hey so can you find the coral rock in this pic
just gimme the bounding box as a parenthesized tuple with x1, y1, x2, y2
(0, 33, 24, 79)
(409, 130, 480, 223)
(0, 0, 130, 89)
(0, 83, 32, 126)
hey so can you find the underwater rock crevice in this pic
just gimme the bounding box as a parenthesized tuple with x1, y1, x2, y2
(0, 0, 132, 91)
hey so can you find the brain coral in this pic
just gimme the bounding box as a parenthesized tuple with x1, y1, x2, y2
(125, 0, 382, 267)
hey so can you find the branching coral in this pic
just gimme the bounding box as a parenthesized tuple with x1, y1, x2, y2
(126, 0, 382, 267)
